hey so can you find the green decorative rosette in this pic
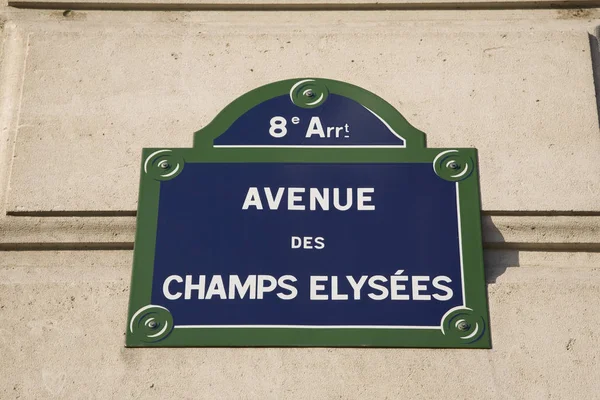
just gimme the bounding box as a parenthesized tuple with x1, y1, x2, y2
(441, 307, 486, 344)
(144, 149, 184, 181)
(289, 79, 329, 109)
(129, 305, 174, 343)
(433, 150, 474, 182)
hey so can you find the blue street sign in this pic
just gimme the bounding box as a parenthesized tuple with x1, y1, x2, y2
(127, 78, 490, 348)
(152, 163, 464, 328)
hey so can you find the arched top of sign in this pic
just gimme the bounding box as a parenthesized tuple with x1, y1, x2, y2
(194, 78, 426, 149)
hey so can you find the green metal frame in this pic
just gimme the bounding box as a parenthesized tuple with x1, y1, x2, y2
(126, 78, 490, 348)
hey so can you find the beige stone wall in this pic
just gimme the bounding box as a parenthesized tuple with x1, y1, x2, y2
(0, 4, 599, 399)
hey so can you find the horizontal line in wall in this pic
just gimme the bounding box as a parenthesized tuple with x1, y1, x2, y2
(0, 242, 134, 251)
(7, 210, 138, 217)
(483, 210, 600, 217)
(484, 242, 600, 252)
(8, 0, 600, 11)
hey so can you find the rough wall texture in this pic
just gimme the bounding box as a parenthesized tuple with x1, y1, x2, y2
(0, 3, 599, 399)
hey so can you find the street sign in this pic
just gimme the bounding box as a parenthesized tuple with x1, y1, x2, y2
(126, 78, 491, 348)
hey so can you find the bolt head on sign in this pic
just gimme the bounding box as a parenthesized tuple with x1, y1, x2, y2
(126, 78, 490, 348)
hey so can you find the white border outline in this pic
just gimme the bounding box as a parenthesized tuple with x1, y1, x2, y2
(361, 105, 406, 145)
(214, 145, 406, 149)
(456, 181, 467, 306)
(175, 325, 439, 330)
